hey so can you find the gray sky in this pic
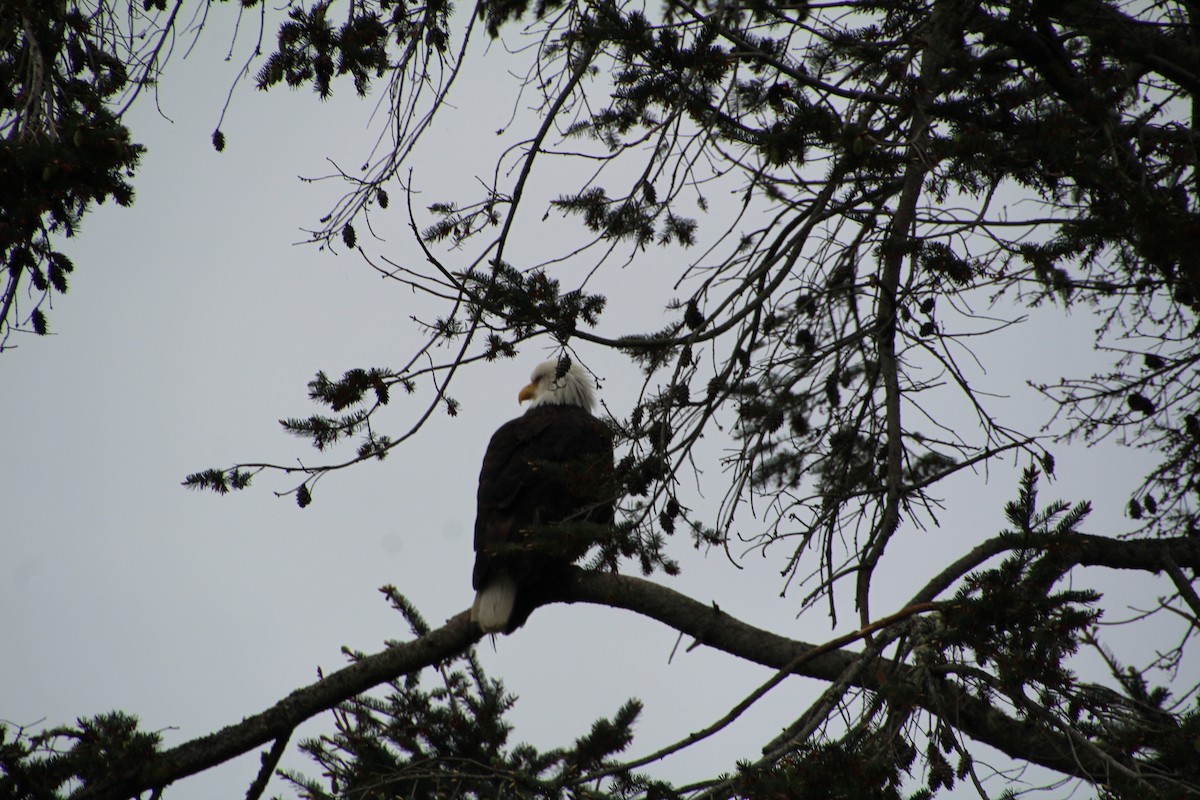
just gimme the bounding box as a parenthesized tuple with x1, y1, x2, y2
(0, 8, 1183, 799)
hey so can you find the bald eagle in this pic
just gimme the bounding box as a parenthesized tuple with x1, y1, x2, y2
(470, 359, 614, 634)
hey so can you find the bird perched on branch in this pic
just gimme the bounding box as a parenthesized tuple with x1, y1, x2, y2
(470, 358, 615, 634)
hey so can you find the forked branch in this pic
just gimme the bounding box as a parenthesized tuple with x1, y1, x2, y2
(71, 530, 1197, 799)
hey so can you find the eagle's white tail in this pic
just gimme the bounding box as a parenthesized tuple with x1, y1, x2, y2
(471, 574, 518, 633)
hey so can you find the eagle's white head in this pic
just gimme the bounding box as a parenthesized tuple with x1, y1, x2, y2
(518, 359, 596, 413)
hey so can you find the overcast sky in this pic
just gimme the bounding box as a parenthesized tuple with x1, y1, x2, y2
(0, 8, 1182, 799)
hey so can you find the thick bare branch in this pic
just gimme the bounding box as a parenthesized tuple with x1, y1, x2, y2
(47, 525, 1200, 800)
(73, 616, 483, 800)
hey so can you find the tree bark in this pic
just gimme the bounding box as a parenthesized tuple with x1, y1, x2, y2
(74, 531, 1199, 799)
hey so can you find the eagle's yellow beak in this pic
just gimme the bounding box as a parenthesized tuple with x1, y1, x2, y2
(518, 383, 537, 404)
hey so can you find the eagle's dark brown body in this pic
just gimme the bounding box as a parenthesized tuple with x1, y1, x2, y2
(472, 403, 613, 633)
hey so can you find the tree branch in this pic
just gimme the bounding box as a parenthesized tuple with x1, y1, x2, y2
(561, 534, 1199, 793)
(72, 530, 1197, 799)
(73, 616, 483, 800)
(245, 730, 290, 800)
(908, 529, 1200, 606)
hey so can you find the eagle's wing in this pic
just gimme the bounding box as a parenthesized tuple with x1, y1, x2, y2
(472, 406, 613, 630)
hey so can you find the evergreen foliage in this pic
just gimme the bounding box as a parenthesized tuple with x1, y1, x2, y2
(280, 590, 667, 800)
(0, 713, 160, 800)
(732, 734, 931, 800)
(0, 1, 146, 349)
(5, 0, 1200, 799)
